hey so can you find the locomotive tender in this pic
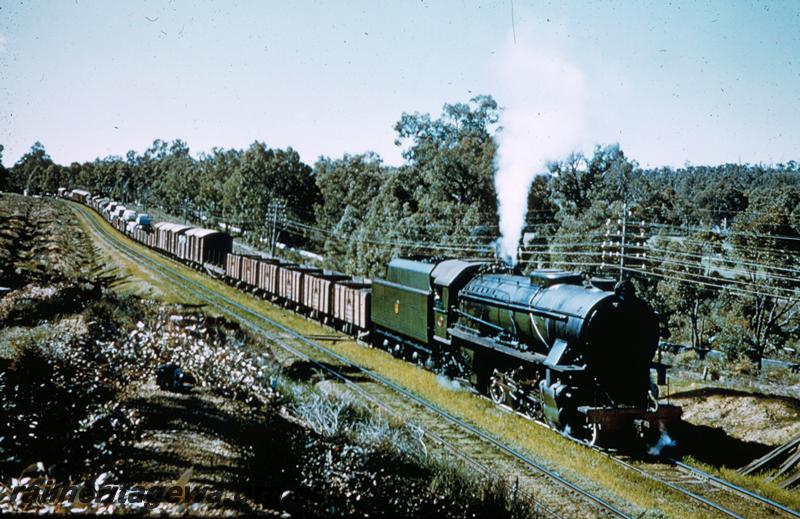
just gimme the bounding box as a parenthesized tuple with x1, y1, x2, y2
(62, 187, 680, 447)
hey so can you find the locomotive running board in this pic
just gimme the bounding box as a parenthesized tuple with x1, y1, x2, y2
(449, 328, 548, 365)
(577, 404, 682, 426)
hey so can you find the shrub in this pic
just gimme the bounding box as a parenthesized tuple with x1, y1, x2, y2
(762, 366, 800, 386)
(674, 349, 698, 366)
(729, 356, 758, 376)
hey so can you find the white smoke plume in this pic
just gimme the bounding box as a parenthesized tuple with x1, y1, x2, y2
(648, 430, 677, 456)
(435, 374, 465, 392)
(491, 37, 589, 263)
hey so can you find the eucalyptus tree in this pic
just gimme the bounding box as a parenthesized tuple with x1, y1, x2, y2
(0, 144, 8, 191)
(655, 233, 722, 351)
(313, 152, 387, 267)
(717, 188, 800, 367)
(393, 95, 500, 250)
(222, 142, 316, 245)
(13, 142, 54, 194)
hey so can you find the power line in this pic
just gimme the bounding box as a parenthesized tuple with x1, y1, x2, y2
(284, 218, 499, 250)
(644, 249, 800, 279)
(522, 239, 800, 292)
(630, 255, 800, 296)
(651, 234, 800, 263)
(642, 221, 800, 244)
(282, 223, 496, 253)
(520, 241, 605, 249)
(623, 265, 800, 302)
(687, 206, 799, 219)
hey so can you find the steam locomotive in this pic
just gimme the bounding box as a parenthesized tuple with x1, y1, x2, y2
(61, 188, 681, 447)
(372, 258, 681, 446)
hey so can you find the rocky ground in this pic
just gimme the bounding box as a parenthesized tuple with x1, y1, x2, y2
(643, 352, 800, 470)
(671, 385, 800, 447)
(0, 194, 540, 517)
(661, 351, 800, 455)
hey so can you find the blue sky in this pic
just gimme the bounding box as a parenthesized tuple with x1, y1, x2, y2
(1, 0, 799, 168)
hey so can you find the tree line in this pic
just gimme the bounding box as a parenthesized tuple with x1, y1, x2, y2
(2, 95, 799, 370)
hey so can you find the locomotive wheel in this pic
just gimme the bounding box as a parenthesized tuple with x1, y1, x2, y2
(589, 423, 603, 447)
(488, 376, 506, 404)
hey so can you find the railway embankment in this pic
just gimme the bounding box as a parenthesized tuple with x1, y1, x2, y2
(5, 194, 798, 516)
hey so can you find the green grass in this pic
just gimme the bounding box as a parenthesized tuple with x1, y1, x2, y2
(71, 203, 199, 305)
(73, 203, 787, 518)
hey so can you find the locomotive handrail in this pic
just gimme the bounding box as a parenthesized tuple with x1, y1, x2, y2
(459, 292, 570, 321)
(453, 308, 506, 333)
(449, 328, 549, 365)
(372, 277, 431, 296)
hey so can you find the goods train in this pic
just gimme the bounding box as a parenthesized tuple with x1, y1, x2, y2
(59, 188, 681, 448)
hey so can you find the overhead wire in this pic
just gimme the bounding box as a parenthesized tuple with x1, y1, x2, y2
(622, 266, 800, 303)
(642, 221, 800, 244)
(168, 189, 800, 301)
(622, 255, 800, 297)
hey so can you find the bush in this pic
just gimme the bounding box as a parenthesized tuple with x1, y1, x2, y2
(762, 366, 800, 386)
(730, 356, 758, 376)
(674, 349, 698, 366)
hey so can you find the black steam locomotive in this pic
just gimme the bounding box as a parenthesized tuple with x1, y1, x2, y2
(371, 258, 681, 446)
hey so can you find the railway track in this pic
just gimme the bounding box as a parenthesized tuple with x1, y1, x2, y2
(669, 460, 799, 518)
(72, 203, 630, 519)
(496, 402, 800, 518)
(495, 402, 800, 518)
(603, 455, 799, 519)
(72, 201, 800, 518)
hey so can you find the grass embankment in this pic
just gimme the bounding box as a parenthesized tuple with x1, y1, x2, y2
(73, 202, 786, 517)
(69, 203, 198, 305)
(662, 375, 800, 509)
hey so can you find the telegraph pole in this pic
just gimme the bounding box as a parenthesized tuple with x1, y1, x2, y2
(269, 200, 278, 258)
(616, 165, 630, 282)
(618, 200, 627, 282)
(268, 199, 285, 258)
(601, 165, 640, 281)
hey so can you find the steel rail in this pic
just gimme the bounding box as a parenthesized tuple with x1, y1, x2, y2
(475, 397, 800, 518)
(605, 456, 744, 519)
(470, 382, 800, 519)
(74, 203, 626, 519)
(671, 459, 800, 518)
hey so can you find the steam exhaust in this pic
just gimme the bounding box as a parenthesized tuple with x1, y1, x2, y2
(648, 428, 677, 456)
(491, 36, 588, 264)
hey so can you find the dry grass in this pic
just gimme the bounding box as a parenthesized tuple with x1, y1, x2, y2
(279, 376, 544, 518)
